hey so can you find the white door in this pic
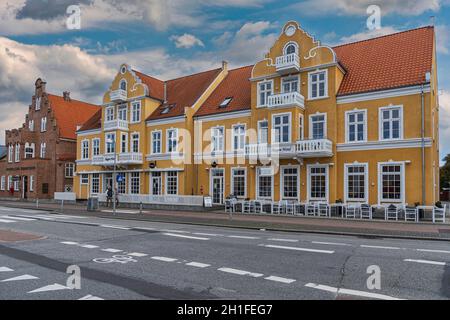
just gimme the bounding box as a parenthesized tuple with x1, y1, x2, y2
(151, 173, 162, 195)
(211, 169, 224, 205)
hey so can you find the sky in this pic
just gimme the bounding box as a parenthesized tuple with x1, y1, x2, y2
(1, 0, 450, 163)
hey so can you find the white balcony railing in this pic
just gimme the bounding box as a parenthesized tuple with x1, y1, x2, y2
(97, 193, 204, 206)
(91, 153, 143, 166)
(268, 92, 305, 109)
(245, 139, 333, 159)
(104, 119, 128, 131)
(110, 89, 127, 102)
(275, 53, 300, 73)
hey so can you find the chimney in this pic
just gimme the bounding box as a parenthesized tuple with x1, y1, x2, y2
(63, 91, 71, 101)
(222, 60, 228, 71)
(163, 82, 167, 103)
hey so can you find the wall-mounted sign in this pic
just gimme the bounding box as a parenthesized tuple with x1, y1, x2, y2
(149, 162, 156, 169)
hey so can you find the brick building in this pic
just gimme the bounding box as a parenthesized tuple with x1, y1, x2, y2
(0, 78, 99, 199)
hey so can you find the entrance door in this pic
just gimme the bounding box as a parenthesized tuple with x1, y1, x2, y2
(151, 172, 162, 195)
(22, 176, 28, 199)
(211, 169, 224, 205)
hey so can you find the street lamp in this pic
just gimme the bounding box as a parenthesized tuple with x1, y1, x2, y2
(106, 137, 117, 215)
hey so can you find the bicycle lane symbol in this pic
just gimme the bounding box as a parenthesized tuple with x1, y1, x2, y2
(93, 255, 138, 264)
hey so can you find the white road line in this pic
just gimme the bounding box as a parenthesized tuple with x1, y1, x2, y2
(60, 241, 79, 245)
(218, 267, 263, 278)
(100, 224, 132, 230)
(417, 249, 450, 254)
(193, 232, 223, 237)
(261, 244, 334, 254)
(79, 294, 104, 300)
(186, 262, 211, 268)
(28, 283, 71, 293)
(80, 244, 99, 249)
(312, 241, 351, 246)
(163, 233, 209, 241)
(404, 259, 446, 266)
(305, 283, 403, 300)
(0, 267, 14, 272)
(161, 229, 190, 234)
(267, 238, 299, 243)
(264, 276, 296, 284)
(1, 274, 39, 282)
(151, 256, 178, 262)
(0, 218, 15, 223)
(127, 252, 148, 257)
(360, 245, 400, 250)
(1, 215, 36, 221)
(101, 248, 123, 253)
(228, 235, 260, 239)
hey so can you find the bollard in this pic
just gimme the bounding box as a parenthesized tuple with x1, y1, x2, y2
(60, 199, 64, 213)
(36, 198, 39, 209)
(139, 202, 143, 214)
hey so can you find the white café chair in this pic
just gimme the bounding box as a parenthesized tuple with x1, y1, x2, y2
(317, 203, 329, 217)
(386, 204, 400, 221)
(433, 204, 446, 223)
(404, 206, 419, 222)
(305, 202, 316, 216)
(271, 201, 283, 214)
(346, 204, 360, 219)
(242, 200, 252, 214)
(252, 200, 263, 214)
(360, 204, 372, 220)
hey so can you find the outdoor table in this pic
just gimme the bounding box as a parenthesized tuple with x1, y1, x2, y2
(416, 205, 434, 221)
(371, 204, 387, 220)
(329, 203, 346, 218)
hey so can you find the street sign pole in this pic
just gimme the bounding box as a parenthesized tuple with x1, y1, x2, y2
(113, 149, 117, 216)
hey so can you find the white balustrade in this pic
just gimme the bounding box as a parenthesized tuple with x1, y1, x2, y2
(268, 92, 304, 109)
(110, 89, 127, 102)
(275, 53, 300, 72)
(104, 119, 128, 131)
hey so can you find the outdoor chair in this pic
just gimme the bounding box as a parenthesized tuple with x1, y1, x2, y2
(242, 200, 252, 214)
(285, 201, 295, 215)
(252, 200, 263, 213)
(404, 206, 418, 222)
(305, 203, 316, 216)
(360, 204, 372, 219)
(346, 204, 359, 219)
(386, 204, 400, 221)
(271, 201, 283, 214)
(433, 204, 446, 223)
(317, 203, 329, 217)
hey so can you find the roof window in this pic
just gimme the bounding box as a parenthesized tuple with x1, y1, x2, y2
(219, 97, 233, 108)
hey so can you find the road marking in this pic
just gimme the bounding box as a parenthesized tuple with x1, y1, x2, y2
(261, 244, 334, 254)
(34, 215, 57, 220)
(79, 294, 104, 300)
(305, 283, 403, 300)
(28, 283, 71, 293)
(161, 229, 190, 234)
(134, 227, 155, 231)
(186, 262, 211, 268)
(151, 256, 178, 262)
(1, 274, 39, 282)
(267, 238, 299, 243)
(360, 245, 400, 250)
(60, 241, 79, 245)
(101, 210, 139, 214)
(101, 248, 123, 253)
(80, 244, 99, 249)
(193, 232, 223, 237)
(264, 276, 296, 284)
(417, 249, 450, 254)
(100, 224, 132, 230)
(163, 233, 209, 241)
(1, 215, 36, 221)
(218, 267, 264, 278)
(228, 235, 260, 239)
(127, 252, 148, 257)
(0, 267, 14, 272)
(0, 218, 15, 223)
(404, 259, 446, 266)
(312, 241, 351, 246)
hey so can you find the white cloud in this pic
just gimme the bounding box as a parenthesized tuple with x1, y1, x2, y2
(440, 91, 450, 160)
(290, 0, 442, 16)
(338, 26, 400, 44)
(436, 25, 450, 55)
(170, 34, 205, 49)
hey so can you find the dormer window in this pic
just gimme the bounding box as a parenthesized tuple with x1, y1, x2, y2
(120, 80, 127, 91)
(284, 42, 298, 55)
(219, 97, 233, 108)
(161, 104, 174, 115)
(35, 97, 41, 111)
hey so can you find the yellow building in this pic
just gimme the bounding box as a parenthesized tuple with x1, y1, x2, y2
(75, 21, 440, 207)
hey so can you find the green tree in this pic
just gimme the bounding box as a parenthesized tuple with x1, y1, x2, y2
(440, 154, 450, 190)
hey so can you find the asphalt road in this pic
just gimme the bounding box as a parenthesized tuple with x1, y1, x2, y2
(0, 205, 449, 300)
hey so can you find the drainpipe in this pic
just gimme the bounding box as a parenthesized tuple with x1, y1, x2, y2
(421, 84, 425, 205)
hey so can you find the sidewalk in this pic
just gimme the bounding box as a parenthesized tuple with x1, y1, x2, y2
(1, 200, 450, 241)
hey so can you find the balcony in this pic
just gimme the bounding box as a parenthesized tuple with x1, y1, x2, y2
(268, 92, 304, 109)
(110, 89, 127, 102)
(104, 119, 128, 131)
(275, 53, 300, 74)
(91, 153, 143, 166)
(245, 139, 333, 159)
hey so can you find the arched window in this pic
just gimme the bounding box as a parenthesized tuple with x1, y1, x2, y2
(120, 80, 127, 91)
(284, 42, 298, 55)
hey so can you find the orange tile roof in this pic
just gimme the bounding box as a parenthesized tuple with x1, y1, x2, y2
(333, 26, 434, 96)
(48, 94, 100, 140)
(133, 70, 165, 101)
(77, 109, 102, 132)
(194, 65, 252, 117)
(146, 68, 223, 121)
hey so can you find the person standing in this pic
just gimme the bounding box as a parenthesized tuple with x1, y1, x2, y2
(106, 186, 113, 207)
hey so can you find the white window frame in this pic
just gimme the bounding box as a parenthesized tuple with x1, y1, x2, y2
(257, 80, 273, 107)
(280, 165, 300, 201)
(0, 176, 5, 191)
(129, 172, 140, 194)
(29, 120, 34, 131)
(167, 128, 178, 154)
(255, 166, 274, 201)
(7, 176, 12, 190)
(92, 138, 100, 156)
(378, 162, 405, 204)
(307, 164, 329, 202)
(91, 173, 100, 195)
(105, 106, 115, 122)
(35, 97, 41, 111)
(309, 112, 327, 140)
(120, 79, 127, 91)
(165, 171, 178, 195)
(40, 117, 47, 132)
(299, 114, 304, 141)
(30, 175, 34, 192)
(150, 172, 162, 195)
(80, 174, 89, 185)
(308, 69, 328, 100)
(379, 105, 403, 141)
(151, 130, 162, 154)
(24, 143, 35, 159)
(231, 167, 247, 198)
(40, 142, 46, 158)
(120, 132, 128, 154)
(345, 109, 367, 143)
(131, 132, 140, 153)
(7, 145, 13, 163)
(65, 163, 75, 178)
(105, 133, 116, 154)
(271, 112, 292, 144)
(117, 104, 128, 121)
(131, 101, 141, 123)
(211, 126, 225, 153)
(232, 124, 246, 152)
(14, 143, 20, 162)
(283, 41, 299, 55)
(257, 120, 269, 144)
(344, 163, 369, 203)
(281, 75, 300, 93)
(81, 139, 89, 159)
